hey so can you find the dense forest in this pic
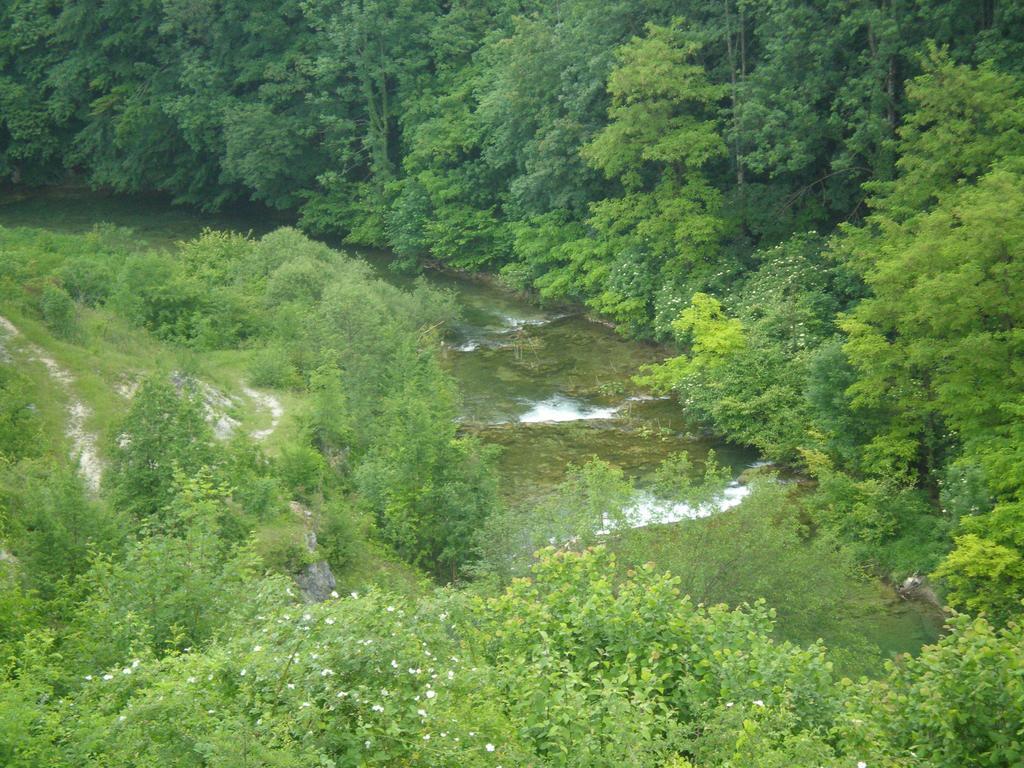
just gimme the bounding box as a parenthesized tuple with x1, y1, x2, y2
(2, 1, 1024, 765)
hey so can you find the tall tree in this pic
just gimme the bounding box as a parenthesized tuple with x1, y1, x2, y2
(560, 22, 729, 334)
(840, 53, 1024, 621)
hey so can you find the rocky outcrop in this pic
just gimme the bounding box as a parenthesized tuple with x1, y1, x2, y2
(290, 500, 337, 603)
(896, 573, 943, 609)
(242, 385, 283, 441)
(296, 559, 337, 603)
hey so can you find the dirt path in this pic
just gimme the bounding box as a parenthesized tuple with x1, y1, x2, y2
(243, 386, 283, 441)
(0, 315, 103, 492)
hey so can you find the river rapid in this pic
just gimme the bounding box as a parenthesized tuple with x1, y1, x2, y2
(384, 261, 759, 511)
(0, 188, 943, 659)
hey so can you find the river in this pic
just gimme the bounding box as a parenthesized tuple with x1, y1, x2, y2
(0, 187, 943, 661)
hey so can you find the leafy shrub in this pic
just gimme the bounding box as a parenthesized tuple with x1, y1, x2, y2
(276, 442, 326, 499)
(317, 500, 358, 571)
(247, 346, 299, 389)
(39, 283, 78, 340)
(254, 518, 313, 574)
(0, 367, 42, 461)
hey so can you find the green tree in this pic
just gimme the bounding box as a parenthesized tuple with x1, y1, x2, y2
(838, 54, 1024, 619)
(355, 340, 498, 580)
(67, 471, 261, 665)
(565, 22, 729, 334)
(107, 375, 214, 522)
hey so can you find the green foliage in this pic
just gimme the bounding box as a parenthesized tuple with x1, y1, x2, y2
(934, 510, 1024, 626)
(355, 343, 499, 579)
(107, 375, 214, 521)
(317, 499, 358, 572)
(1, 463, 122, 600)
(808, 470, 951, 579)
(301, 362, 352, 456)
(248, 345, 301, 389)
(472, 457, 632, 582)
(38, 284, 78, 341)
(254, 517, 314, 575)
(276, 442, 326, 500)
(66, 472, 263, 665)
(839, 613, 1024, 768)
(3, 4, 1024, 763)
(0, 633, 60, 768)
(839, 55, 1024, 618)
(0, 367, 42, 463)
(563, 23, 728, 333)
(473, 547, 840, 765)
(619, 482, 881, 668)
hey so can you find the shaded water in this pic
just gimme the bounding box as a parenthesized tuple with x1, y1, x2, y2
(0, 188, 943, 658)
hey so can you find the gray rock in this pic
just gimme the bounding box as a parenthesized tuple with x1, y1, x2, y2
(897, 573, 942, 608)
(295, 560, 337, 603)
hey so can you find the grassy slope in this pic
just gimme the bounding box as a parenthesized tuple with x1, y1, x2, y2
(0, 224, 427, 597)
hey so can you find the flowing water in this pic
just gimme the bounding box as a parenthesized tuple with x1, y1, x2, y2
(421, 267, 758, 500)
(0, 188, 943, 659)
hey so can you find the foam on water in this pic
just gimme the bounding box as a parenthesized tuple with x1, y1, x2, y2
(518, 395, 620, 423)
(604, 481, 753, 531)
